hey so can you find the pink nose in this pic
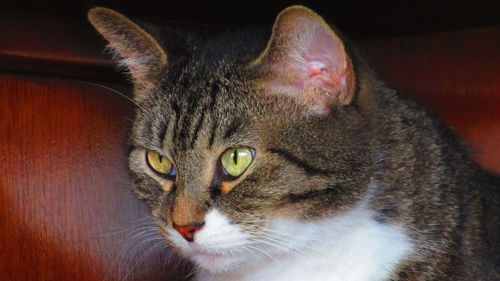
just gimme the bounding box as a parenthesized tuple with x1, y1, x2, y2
(172, 222, 204, 242)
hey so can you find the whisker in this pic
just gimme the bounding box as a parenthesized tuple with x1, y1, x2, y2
(120, 238, 166, 280)
(122, 240, 168, 281)
(245, 244, 278, 263)
(75, 80, 156, 121)
(95, 224, 158, 238)
(102, 223, 165, 281)
(248, 224, 399, 276)
(251, 233, 312, 259)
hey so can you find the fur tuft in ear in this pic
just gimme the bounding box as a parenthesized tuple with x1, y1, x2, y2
(252, 6, 355, 115)
(88, 7, 167, 94)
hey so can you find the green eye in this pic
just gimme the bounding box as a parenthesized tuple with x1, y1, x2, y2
(220, 147, 254, 178)
(146, 150, 175, 177)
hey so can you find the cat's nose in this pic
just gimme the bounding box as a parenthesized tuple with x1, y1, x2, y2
(172, 222, 204, 242)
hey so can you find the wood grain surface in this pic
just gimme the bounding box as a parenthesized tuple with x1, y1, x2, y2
(0, 24, 498, 281)
(0, 75, 188, 280)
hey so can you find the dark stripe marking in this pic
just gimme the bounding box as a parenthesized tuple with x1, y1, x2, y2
(267, 148, 332, 176)
(208, 119, 218, 147)
(178, 94, 199, 149)
(209, 83, 219, 112)
(189, 108, 206, 148)
(287, 186, 340, 202)
(171, 101, 181, 141)
(223, 117, 243, 140)
(157, 119, 168, 146)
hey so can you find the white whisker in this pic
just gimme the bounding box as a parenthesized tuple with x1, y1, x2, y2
(245, 244, 278, 263)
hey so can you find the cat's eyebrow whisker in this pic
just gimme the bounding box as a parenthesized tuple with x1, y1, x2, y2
(75, 80, 156, 121)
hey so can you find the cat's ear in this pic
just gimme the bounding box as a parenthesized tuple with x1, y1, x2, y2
(88, 7, 167, 93)
(252, 6, 355, 115)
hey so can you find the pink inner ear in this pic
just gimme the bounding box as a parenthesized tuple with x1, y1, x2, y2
(265, 22, 350, 114)
(295, 25, 347, 90)
(257, 7, 357, 115)
(267, 18, 350, 114)
(294, 60, 347, 90)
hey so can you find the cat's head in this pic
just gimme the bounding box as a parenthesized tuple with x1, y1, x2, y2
(89, 6, 374, 273)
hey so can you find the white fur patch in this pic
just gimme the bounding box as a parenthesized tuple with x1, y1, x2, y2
(167, 209, 253, 273)
(168, 206, 413, 281)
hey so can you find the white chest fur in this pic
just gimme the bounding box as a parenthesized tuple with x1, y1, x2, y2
(168, 207, 413, 281)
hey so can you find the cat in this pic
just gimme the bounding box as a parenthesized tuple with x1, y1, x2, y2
(88, 5, 500, 281)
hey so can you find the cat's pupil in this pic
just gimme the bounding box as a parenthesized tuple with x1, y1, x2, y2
(232, 151, 238, 165)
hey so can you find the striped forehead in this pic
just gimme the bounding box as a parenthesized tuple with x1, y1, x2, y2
(141, 83, 247, 154)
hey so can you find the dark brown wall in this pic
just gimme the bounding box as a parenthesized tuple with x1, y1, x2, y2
(359, 26, 500, 173)
(0, 7, 498, 281)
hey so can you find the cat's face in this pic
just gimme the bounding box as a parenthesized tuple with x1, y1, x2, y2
(89, 6, 373, 272)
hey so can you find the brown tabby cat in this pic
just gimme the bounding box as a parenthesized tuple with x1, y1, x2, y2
(88, 6, 499, 281)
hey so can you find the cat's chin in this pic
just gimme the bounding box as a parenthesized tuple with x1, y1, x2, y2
(165, 234, 250, 274)
(189, 249, 248, 273)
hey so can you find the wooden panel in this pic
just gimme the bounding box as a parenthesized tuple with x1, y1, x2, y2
(0, 74, 187, 281)
(359, 26, 500, 173)
(0, 8, 121, 82)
